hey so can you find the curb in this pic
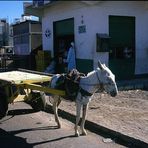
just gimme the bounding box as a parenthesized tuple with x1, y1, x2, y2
(117, 79, 148, 91)
(45, 104, 148, 148)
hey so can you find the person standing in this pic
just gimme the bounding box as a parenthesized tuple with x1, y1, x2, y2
(66, 42, 76, 72)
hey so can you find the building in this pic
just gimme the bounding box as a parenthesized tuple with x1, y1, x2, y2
(12, 19, 42, 69)
(25, 1, 148, 80)
(9, 25, 13, 48)
(12, 20, 42, 55)
(0, 19, 9, 48)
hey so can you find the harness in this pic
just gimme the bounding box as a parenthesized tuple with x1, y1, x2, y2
(79, 87, 92, 97)
(55, 69, 104, 100)
(64, 69, 84, 101)
(65, 69, 93, 98)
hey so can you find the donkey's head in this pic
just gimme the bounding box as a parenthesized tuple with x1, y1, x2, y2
(97, 61, 118, 97)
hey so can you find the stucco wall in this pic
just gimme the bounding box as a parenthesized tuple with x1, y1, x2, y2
(42, 1, 148, 74)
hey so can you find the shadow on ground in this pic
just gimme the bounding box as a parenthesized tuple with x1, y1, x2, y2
(0, 128, 32, 148)
(7, 108, 35, 116)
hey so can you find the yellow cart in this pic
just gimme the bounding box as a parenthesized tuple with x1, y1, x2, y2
(0, 69, 65, 119)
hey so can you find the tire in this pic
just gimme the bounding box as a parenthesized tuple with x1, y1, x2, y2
(0, 90, 8, 120)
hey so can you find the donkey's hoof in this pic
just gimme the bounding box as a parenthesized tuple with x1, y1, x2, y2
(81, 129, 87, 136)
(57, 123, 61, 128)
(75, 132, 80, 137)
(82, 132, 87, 136)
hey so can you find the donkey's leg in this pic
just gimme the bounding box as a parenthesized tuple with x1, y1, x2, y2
(75, 101, 82, 137)
(80, 104, 88, 135)
(52, 96, 61, 128)
(57, 98, 61, 107)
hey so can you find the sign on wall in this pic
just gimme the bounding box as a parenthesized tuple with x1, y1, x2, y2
(45, 28, 51, 38)
(78, 25, 86, 34)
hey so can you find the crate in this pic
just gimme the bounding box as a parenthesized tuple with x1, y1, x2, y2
(35, 50, 51, 72)
(37, 50, 51, 58)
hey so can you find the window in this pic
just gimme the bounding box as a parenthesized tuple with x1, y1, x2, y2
(96, 33, 110, 52)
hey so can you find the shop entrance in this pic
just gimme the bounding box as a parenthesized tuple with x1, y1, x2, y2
(109, 16, 135, 80)
(53, 18, 74, 73)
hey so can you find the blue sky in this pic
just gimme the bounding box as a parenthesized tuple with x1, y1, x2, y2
(0, 1, 31, 23)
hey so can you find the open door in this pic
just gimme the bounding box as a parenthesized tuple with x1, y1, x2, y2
(53, 18, 74, 73)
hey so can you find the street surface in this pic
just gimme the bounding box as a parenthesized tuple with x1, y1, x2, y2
(0, 102, 125, 148)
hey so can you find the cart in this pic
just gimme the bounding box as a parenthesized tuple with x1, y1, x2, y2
(0, 69, 65, 119)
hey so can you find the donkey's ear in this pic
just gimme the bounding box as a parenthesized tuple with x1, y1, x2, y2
(98, 60, 104, 70)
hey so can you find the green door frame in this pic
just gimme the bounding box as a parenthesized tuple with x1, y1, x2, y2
(53, 18, 74, 73)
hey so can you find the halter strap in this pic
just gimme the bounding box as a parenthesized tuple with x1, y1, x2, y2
(95, 69, 101, 84)
(95, 70, 104, 92)
(79, 87, 92, 97)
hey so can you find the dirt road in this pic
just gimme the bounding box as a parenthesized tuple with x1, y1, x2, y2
(51, 89, 148, 144)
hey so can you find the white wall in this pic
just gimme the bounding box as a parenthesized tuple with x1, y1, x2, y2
(42, 1, 148, 74)
(135, 11, 148, 74)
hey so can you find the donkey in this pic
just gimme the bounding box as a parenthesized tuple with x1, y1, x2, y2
(49, 61, 118, 137)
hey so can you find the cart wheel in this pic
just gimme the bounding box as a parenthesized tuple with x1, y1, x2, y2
(27, 91, 46, 112)
(0, 90, 8, 120)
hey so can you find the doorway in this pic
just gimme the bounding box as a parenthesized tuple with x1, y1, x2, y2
(109, 16, 135, 80)
(53, 18, 74, 73)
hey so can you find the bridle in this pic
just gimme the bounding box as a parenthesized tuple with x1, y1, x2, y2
(95, 69, 104, 92)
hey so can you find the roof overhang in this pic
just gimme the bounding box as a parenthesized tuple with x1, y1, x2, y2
(24, 1, 147, 19)
(24, 2, 43, 18)
(23, 1, 102, 18)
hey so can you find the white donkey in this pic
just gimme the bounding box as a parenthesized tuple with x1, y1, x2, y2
(49, 61, 118, 137)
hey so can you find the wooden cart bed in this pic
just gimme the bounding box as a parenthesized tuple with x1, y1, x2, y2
(0, 71, 51, 84)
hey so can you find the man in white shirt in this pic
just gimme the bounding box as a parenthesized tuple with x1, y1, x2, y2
(66, 42, 76, 72)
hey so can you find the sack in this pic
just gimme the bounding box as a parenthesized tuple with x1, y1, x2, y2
(54, 69, 85, 101)
(64, 69, 83, 101)
(65, 77, 79, 101)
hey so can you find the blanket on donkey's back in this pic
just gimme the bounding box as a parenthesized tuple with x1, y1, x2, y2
(55, 69, 84, 101)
